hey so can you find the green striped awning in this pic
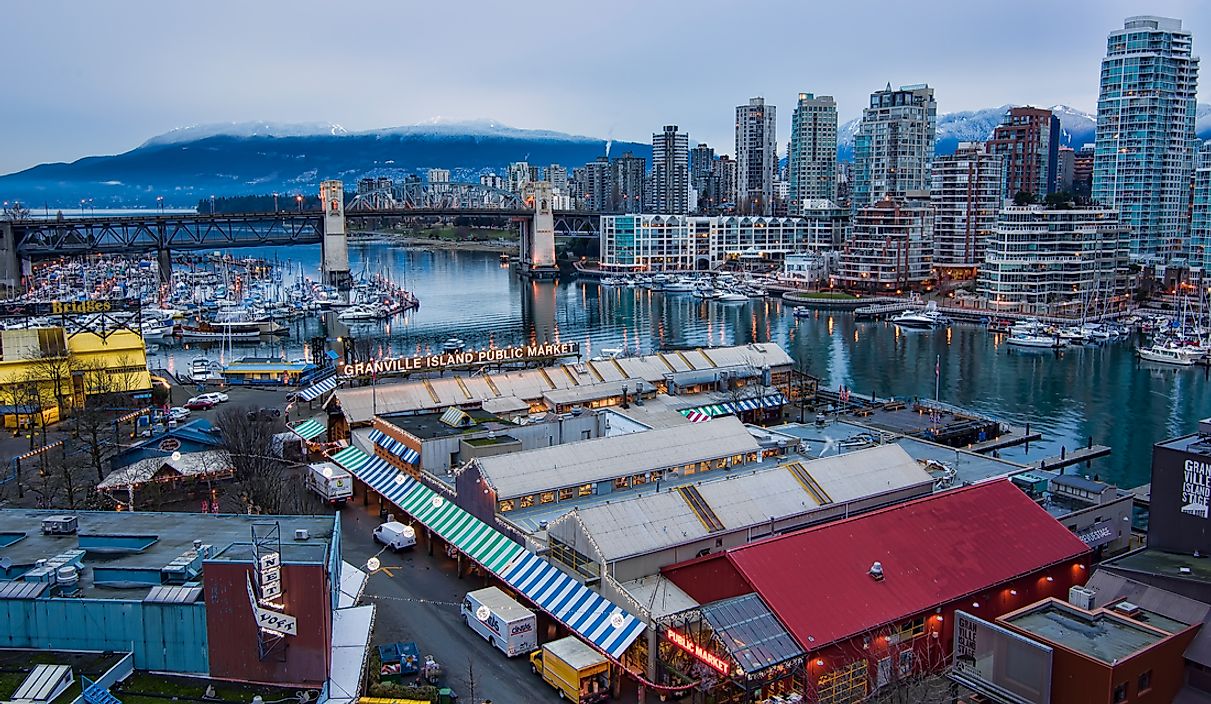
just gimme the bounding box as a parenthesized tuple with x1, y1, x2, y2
(680, 403, 733, 418)
(289, 418, 326, 441)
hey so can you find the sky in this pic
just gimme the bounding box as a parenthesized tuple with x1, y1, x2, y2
(2, 0, 1208, 174)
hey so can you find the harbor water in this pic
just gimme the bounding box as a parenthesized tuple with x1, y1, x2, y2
(155, 241, 1209, 489)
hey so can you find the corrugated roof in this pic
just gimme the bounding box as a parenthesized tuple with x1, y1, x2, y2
(144, 585, 204, 603)
(1051, 474, 1111, 493)
(332, 344, 793, 422)
(475, 416, 759, 499)
(570, 445, 931, 561)
(716, 480, 1091, 650)
(0, 580, 49, 600)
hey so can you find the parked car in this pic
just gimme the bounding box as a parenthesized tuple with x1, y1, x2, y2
(168, 407, 191, 421)
(373, 521, 417, 551)
(183, 398, 217, 411)
(195, 391, 229, 404)
(246, 407, 282, 422)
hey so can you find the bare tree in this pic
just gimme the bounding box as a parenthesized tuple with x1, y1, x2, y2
(27, 349, 79, 419)
(73, 360, 124, 481)
(790, 353, 818, 424)
(214, 406, 313, 515)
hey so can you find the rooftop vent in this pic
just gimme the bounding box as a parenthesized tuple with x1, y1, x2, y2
(294, 529, 310, 541)
(869, 561, 884, 581)
(1069, 585, 1096, 610)
(1113, 601, 1142, 617)
(41, 516, 77, 535)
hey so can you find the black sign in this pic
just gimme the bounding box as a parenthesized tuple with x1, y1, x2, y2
(0, 299, 142, 318)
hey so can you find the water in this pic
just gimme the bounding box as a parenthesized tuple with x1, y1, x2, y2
(154, 241, 1210, 489)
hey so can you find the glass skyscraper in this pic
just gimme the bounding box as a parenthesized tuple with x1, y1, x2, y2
(1092, 16, 1199, 264)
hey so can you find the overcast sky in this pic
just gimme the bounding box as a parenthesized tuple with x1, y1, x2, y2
(2, 0, 1207, 174)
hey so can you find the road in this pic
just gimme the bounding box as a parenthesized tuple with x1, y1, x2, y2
(340, 501, 564, 704)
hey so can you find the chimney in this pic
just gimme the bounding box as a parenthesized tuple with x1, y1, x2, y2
(869, 561, 885, 581)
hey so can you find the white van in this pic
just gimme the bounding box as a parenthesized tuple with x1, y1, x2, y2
(461, 587, 538, 657)
(373, 521, 417, 551)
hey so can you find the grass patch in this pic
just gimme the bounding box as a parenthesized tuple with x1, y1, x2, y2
(0, 651, 125, 704)
(112, 673, 306, 704)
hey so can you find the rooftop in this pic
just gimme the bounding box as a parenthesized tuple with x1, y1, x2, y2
(1102, 548, 1211, 583)
(665, 480, 1090, 650)
(471, 415, 761, 499)
(1157, 431, 1211, 458)
(565, 444, 932, 562)
(98, 450, 230, 490)
(0, 509, 335, 600)
(383, 408, 503, 440)
(1004, 600, 1169, 665)
(332, 343, 794, 422)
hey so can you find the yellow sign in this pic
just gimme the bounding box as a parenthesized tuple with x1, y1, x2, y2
(50, 300, 114, 315)
(339, 342, 579, 378)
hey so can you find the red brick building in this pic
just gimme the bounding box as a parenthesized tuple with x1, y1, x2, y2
(661, 481, 1091, 702)
(985, 106, 1061, 199)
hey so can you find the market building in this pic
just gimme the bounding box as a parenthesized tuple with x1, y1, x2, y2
(329, 343, 794, 427)
(658, 480, 1090, 702)
(0, 328, 151, 428)
(0, 510, 369, 692)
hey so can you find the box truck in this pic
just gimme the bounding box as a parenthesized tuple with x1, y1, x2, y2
(529, 636, 610, 703)
(306, 462, 352, 504)
(460, 587, 537, 657)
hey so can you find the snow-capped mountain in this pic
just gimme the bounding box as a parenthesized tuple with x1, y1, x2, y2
(0, 120, 650, 207)
(838, 104, 1097, 160)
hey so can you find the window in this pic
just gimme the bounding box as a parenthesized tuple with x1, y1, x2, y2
(1138, 670, 1152, 693)
(817, 660, 868, 704)
(578, 484, 594, 497)
(631, 474, 648, 487)
(559, 487, 574, 501)
(895, 617, 926, 641)
(898, 650, 914, 676)
(519, 495, 535, 509)
(540, 491, 556, 504)
(1113, 682, 1127, 703)
(614, 477, 631, 490)
(497, 499, 515, 513)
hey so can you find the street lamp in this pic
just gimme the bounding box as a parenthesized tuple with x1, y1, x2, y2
(273, 192, 279, 212)
(296, 194, 304, 212)
(157, 195, 164, 214)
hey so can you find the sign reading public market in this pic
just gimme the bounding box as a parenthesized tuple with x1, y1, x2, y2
(339, 341, 580, 378)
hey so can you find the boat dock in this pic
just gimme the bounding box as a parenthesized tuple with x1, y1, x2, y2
(853, 301, 914, 320)
(1027, 444, 1112, 472)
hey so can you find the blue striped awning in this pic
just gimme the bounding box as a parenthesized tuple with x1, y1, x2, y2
(330, 445, 645, 659)
(298, 374, 339, 401)
(369, 429, 420, 465)
(289, 418, 327, 441)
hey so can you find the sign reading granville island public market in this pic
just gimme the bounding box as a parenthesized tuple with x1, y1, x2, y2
(339, 341, 580, 378)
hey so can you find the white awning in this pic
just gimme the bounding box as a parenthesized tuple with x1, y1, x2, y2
(338, 561, 368, 609)
(327, 605, 375, 704)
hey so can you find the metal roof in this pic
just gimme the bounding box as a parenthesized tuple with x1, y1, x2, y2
(685, 480, 1091, 650)
(0, 580, 49, 600)
(570, 445, 931, 561)
(700, 593, 805, 673)
(1050, 474, 1112, 493)
(473, 416, 760, 499)
(332, 343, 793, 422)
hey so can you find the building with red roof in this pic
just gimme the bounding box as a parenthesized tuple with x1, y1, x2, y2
(660, 480, 1091, 702)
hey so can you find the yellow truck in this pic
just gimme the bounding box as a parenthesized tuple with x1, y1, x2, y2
(529, 636, 611, 702)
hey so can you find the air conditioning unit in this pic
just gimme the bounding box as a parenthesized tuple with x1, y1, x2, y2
(41, 516, 78, 535)
(1069, 585, 1096, 610)
(294, 529, 310, 541)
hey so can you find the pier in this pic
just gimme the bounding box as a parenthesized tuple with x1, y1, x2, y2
(1028, 444, 1113, 472)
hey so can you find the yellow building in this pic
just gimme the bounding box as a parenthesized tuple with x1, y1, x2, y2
(0, 327, 151, 428)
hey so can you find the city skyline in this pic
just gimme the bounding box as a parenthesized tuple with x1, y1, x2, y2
(3, 0, 1209, 174)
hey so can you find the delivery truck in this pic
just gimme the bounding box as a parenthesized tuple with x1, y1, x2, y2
(529, 636, 610, 703)
(306, 462, 352, 504)
(460, 587, 537, 657)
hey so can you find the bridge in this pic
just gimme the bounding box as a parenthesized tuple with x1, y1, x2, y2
(0, 180, 603, 288)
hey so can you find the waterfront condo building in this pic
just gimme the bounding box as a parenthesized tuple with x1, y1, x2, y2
(1092, 16, 1199, 263)
(851, 84, 937, 210)
(652, 125, 690, 214)
(599, 215, 814, 271)
(507, 161, 532, 194)
(545, 164, 568, 193)
(835, 198, 934, 291)
(977, 206, 1131, 317)
(1192, 141, 1211, 275)
(930, 142, 1005, 278)
(788, 93, 838, 214)
(735, 97, 777, 215)
(984, 106, 1060, 200)
(426, 168, 451, 184)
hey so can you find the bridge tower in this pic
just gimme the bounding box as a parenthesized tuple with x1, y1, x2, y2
(519, 182, 559, 279)
(320, 180, 352, 289)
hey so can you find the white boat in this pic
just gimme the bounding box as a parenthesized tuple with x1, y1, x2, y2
(692, 287, 720, 300)
(891, 303, 951, 329)
(1057, 326, 1091, 343)
(716, 291, 749, 303)
(1137, 344, 1204, 366)
(663, 278, 696, 293)
(337, 304, 381, 321)
(1007, 333, 1067, 349)
(190, 358, 221, 381)
(139, 316, 174, 338)
(179, 324, 261, 340)
(599, 277, 623, 286)
(442, 338, 466, 353)
(1010, 319, 1048, 336)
